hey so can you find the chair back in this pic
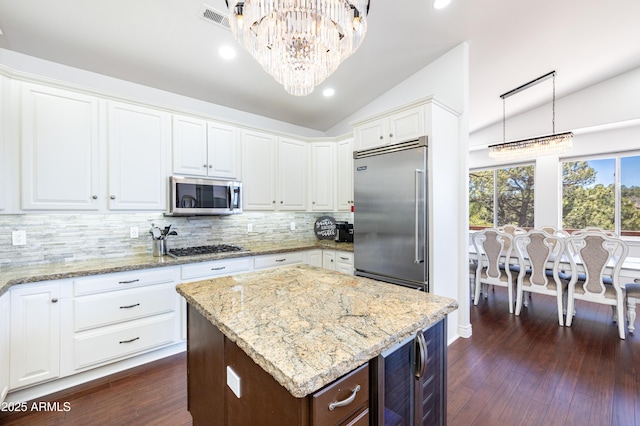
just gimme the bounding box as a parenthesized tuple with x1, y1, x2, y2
(473, 229, 514, 284)
(498, 224, 526, 236)
(566, 231, 628, 295)
(514, 230, 565, 289)
(573, 226, 618, 237)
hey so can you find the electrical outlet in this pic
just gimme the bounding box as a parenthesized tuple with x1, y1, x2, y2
(247, 223, 254, 233)
(12, 230, 26, 246)
(129, 226, 139, 238)
(290, 222, 296, 231)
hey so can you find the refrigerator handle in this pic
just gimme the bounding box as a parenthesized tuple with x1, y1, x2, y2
(415, 169, 425, 264)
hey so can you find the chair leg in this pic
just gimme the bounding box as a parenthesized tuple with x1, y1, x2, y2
(507, 281, 514, 314)
(566, 296, 575, 327)
(515, 284, 523, 316)
(617, 304, 626, 339)
(556, 293, 564, 326)
(474, 278, 482, 306)
(611, 305, 617, 323)
(628, 298, 636, 334)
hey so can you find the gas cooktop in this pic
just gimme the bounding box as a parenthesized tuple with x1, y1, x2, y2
(167, 244, 247, 258)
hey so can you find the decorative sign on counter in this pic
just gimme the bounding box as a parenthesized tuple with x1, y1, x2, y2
(314, 216, 336, 240)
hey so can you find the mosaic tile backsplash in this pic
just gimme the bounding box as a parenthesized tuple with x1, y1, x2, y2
(0, 211, 353, 269)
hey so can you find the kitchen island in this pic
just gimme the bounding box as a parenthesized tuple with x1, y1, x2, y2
(176, 264, 458, 425)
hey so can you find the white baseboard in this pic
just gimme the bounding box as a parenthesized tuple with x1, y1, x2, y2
(5, 342, 186, 404)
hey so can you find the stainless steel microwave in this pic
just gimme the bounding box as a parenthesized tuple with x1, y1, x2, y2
(168, 176, 242, 216)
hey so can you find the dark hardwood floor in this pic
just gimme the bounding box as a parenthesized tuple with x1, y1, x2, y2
(2, 286, 638, 425)
(448, 286, 640, 426)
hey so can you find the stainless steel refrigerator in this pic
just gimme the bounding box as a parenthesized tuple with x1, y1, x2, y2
(353, 136, 428, 292)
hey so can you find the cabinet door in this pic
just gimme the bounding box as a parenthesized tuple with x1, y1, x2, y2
(0, 292, 9, 403)
(388, 106, 425, 143)
(21, 83, 100, 210)
(172, 114, 208, 177)
(306, 249, 323, 268)
(0, 76, 5, 212)
(354, 120, 385, 151)
(108, 101, 169, 210)
(323, 250, 336, 270)
(310, 142, 335, 211)
(336, 138, 354, 211)
(278, 138, 308, 210)
(10, 283, 61, 389)
(242, 130, 277, 210)
(207, 122, 239, 179)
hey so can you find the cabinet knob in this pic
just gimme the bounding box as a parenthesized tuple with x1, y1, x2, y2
(203, 164, 208, 168)
(208, 164, 213, 168)
(389, 133, 394, 137)
(272, 200, 276, 204)
(280, 201, 283, 204)
(312, 201, 316, 204)
(92, 195, 98, 200)
(379, 136, 384, 140)
(51, 298, 59, 303)
(110, 195, 116, 200)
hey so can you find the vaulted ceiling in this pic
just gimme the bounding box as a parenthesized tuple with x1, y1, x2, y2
(1, 0, 639, 133)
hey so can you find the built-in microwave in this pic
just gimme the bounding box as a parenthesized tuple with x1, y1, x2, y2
(168, 176, 242, 216)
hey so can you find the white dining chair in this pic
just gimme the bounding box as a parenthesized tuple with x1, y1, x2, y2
(565, 231, 629, 339)
(472, 229, 517, 313)
(513, 230, 569, 326)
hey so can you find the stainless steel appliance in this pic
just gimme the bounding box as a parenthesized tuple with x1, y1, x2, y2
(168, 176, 242, 216)
(335, 221, 354, 243)
(353, 136, 428, 291)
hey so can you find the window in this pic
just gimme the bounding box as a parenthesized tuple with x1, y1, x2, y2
(469, 165, 535, 228)
(562, 154, 640, 235)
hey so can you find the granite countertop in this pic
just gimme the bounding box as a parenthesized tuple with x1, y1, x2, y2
(177, 264, 458, 398)
(0, 240, 353, 297)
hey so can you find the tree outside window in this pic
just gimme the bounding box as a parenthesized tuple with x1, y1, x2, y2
(469, 165, 535, 228)
(562, 155, 640, 235)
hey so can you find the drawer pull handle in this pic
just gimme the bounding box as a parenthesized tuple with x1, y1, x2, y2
(211, 266, 226, 271)
(340, 257, 350, 261)
(119, 337, 140, 344)
(120, 303, 140, 309)
(118, 279, 140, 285)
(328, 385, 361, 411)
(275, 258, 286, 262)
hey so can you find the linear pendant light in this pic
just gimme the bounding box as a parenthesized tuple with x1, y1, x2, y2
(489, 71, 573, 160)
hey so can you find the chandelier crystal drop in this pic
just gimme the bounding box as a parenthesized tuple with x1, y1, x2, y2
(226, 0, 369, 96)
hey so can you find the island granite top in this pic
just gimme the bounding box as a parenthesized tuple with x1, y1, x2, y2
(0, 240, 353, 297)
(176, 264, 458, 398)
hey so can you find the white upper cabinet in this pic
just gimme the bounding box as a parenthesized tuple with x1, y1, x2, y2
(310, 142, 335, 211)
(21, 83, 101, 210)
(278, 138, 308, 210)
(353, 104, 425, 151)
(336, 138, 354, 211)
(242, 130, 277, 210)
(107, 101, 170, 210)
(172, 114, 239, 179)
(0, 76, 5, 212)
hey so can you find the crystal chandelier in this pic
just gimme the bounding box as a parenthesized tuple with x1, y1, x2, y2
(489, 71, 573, 160)
(226, 0, 370, 96)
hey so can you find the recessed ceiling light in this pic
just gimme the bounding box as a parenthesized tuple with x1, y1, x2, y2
(323, 88, 335, 97)
(433, 0, 451, 10)
(219, 45, 236, 60)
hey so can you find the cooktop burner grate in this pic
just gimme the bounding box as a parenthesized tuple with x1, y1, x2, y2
(167, 244, 247, 258)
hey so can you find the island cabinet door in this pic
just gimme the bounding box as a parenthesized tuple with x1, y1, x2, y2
(187, 305, 225, 426)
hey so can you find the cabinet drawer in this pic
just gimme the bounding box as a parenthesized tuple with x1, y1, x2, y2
(73, 313, 177, 369)
(254, 252, 305, 270)
(335, 251, 354, 265)
(74, 268, 178, 296)
(312, 364, 369, 426)
(181, 257, 252, 281)
(73, 284, 176, 332)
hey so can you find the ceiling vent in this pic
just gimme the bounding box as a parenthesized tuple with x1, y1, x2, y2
(201, 4, 230, 29)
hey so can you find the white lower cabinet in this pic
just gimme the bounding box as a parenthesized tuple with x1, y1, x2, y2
(254, 251, 306, 270)
(63, 267, 180, 374)
(9, 281, 63, 390)
(308, 249, 354, 275)
(0, 291, 10, 403)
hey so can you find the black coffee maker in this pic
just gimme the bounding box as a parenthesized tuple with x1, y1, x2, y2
(335, 222, 353, 243)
